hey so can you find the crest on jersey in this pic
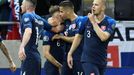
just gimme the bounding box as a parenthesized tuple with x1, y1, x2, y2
(72, 24, 76, 29)
(101, 25, 106, 31)
(90, 73, 95, 75)
(69, 24, 76, 30)
(43, 36, 49, 41)
(24, 17, 30, 22)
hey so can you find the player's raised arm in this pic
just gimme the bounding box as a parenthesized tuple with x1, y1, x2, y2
(88, 12, 111, 41)
(88, 0, 116, 42)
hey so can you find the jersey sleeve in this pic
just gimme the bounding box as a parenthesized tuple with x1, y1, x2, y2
(105, 19, 116, 35)
(22, 14, 33, 29)
(42, 31, 52, 45)
(76, 16, 88, 35)
(42, 18, 52, 31)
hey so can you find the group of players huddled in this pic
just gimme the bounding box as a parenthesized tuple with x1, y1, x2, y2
(0, 0, 115, 75)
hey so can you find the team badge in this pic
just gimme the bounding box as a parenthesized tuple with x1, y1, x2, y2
(43, 36, 49, 41)
(24, 17, 29, 22)
(69, 24, 76, 30)
(71, 24, 76, 29)
(101, 25, 106, 31)
(90, 73, 95, 75)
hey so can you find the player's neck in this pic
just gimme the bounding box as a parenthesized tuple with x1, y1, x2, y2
(95, 13, 105, 23)
(69, 13, 78, 22)
(26, 8, 35, 13)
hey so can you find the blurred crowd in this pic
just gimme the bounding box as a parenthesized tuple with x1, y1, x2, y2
(0, 0, 12, 39)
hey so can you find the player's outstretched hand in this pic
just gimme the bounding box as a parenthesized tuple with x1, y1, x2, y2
(67, 52, 73, 69)
(9, 61, 16, 72)
(18, 46, 26, 61)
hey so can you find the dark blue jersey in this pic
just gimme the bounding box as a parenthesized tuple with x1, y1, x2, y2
(78, 16, 116, 67)
(20, 12, 52, 56)
(42, 30, 64, 63)
(63, 16, 84, 61)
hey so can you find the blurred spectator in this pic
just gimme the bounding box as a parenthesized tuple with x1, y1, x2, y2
(36, 0, 51, 16)
(35, 0, 82, 18)
(0, 0, 21, 40)
(7, 0, 21, 40)
(83, 7, 91, 16)
(0, 0, 11, 39)
(70, 0, 82, 13)
(50, 0, 63, 5)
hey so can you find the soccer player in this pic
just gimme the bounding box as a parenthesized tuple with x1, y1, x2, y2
(42, 5, 64, 75)
(0, 36, 16, 72)
(67, 0, 116, 75)
(18, 0, 61, 75)
(52, 1, 84, 75)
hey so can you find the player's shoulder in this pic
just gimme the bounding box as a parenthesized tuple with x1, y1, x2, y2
(34, 13, 42, 19)
(22, 12, 33, 18)
(42, 31, 54, 42)
(34, 14, 47, 24)
(105, 15, 116, 24)
(77, 16, 89, 26)
(78, 16, 89, 23)
(62, 19, 71, 26)
(22, 12, 34, 22)
(77, 16, 88, 20)
(42, 30, 54, 37)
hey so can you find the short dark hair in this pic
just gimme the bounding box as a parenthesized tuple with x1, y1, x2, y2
(26, 0, 37, 7)
(49, 5, 60, 15)
(59, 0, 74, 9)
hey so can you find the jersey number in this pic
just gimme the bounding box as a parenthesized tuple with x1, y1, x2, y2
(57, 41, 60, 47)
(77, 72, 83, 75)
(35, 27, 39, 45)
(87, 30, 91, 38)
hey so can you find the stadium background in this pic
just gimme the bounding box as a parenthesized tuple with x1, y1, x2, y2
(0, 0, 134, 75)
